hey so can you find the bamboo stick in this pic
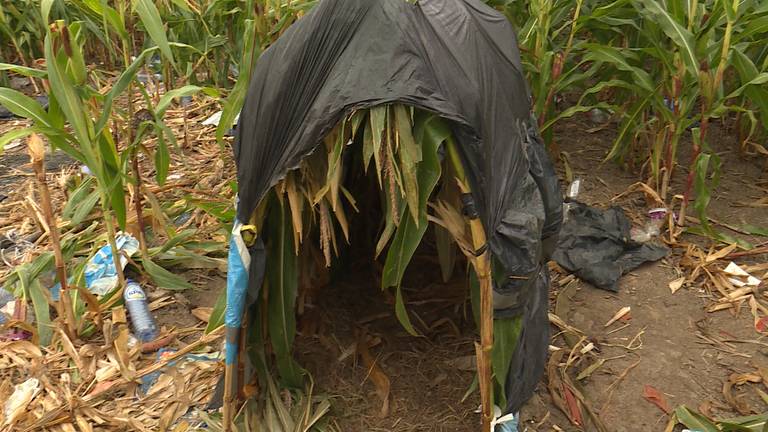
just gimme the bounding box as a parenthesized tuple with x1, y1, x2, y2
(446, 139, 494, 432)
(28, 134, 77, 339)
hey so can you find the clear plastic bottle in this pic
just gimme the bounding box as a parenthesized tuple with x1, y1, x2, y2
(630, 208, 668, 243)
(563, 178, 581, 222)
(123, 280, 158, 343)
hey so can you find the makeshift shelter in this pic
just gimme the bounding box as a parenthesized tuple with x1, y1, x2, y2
(222, 0, 563, 429)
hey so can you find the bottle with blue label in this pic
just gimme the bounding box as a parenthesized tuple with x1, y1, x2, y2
(123, 280, 158, 343)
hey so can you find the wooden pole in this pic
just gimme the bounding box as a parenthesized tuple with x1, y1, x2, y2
(446, 140, 494, 432)
(28, 134, 77, 339)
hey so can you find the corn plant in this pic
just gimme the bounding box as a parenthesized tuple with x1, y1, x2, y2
(221, 105, 513, 431)
(492, 0, 595, 150)
(572, 0, 768, 233)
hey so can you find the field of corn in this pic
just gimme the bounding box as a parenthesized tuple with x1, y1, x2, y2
(1, 0, 768, 430)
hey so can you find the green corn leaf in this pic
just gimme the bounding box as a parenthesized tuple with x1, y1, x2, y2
(155, 85, 219, 117)
(206, 289, 226, 334)
(382, 111, 448, 336)
(741, 224, 768, 237)
(0, 88, 54, 127)
(155, 124, 170, 185)
(154, 230, 198, 255)
(673, 406, 722, 432)
(44, 32, 96, 172)
(606, 92, 655, 161)
(736, 15, 768, 42)
(375, 191, 405, 258)
(133, 0, 175, 66)
(99, 144, 127, 229)
(721, 0, 738, 23)
(541, 102, 614, 132)
(0, 127, 33, 155)
(370, 105, 386, 186)
(0, 63, 47, 78)
(492, 317, 522, 391)
(381, 218, 425, 336)
(266, 199, 304, 388)
(216, 19, 259, 146)
(41, 0, 54, 22)
(64, 22, 88, 86)
(726, 73, 768, 100)
(95, 46, 160, 135)
(731, 49, 768, 126)
(362, 116, 374, 172)
(80, 0, 128, 38)
(62, 177, 95, 220)
(142, 257, 193, 290)
(633, 0, 699, 75)
(684, 225, 754, 250)
(583, 44, 654, 92)
(28, 279, 53, 346)
(718, 412, 768, 431)
(70, 190, 100, 226)
(394, 104, 421, 225)
(394, 284, 418, 336)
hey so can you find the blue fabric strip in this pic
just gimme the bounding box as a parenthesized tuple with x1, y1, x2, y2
(225, 235, 248, 329)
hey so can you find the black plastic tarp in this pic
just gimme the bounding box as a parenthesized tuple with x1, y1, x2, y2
(553, 202, 669, 291)
(233, 0, 563, 417)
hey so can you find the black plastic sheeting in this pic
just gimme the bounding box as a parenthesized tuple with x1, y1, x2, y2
(233, 0, 563, 417)
(552, 202, 669, 292)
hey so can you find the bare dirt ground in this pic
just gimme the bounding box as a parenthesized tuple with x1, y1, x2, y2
(290, 117, 768, 431)
(0, 111, 765, 431)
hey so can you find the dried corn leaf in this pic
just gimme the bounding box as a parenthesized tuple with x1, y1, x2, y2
(357, 336, 391, 418)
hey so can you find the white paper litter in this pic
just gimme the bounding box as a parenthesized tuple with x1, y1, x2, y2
(724, 262, 761, 287)
(202, 110, 240, 127)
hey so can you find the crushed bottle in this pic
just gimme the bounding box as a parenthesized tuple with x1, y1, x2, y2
(630, 207, 668, 243)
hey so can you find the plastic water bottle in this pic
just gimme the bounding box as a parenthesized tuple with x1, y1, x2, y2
(563, 178, 581, 222)
(124, 280, 158, 342)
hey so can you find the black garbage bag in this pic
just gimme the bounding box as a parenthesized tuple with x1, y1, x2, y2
(233, 0, 563, 417)
(552, 202, 669, 292)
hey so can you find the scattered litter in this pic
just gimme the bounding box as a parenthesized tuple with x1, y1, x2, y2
(668, 277, 686, 294)
(562, 178, 581, 222)
(604, 306, 631, 328)
(140, 348, 221, 394)
(53, 233, 140, 299)
(201, 110, 240, 127)
(553, 202, 669, 291)
(137, 72, 163, 83)
(490, 405, 519, 431)
(3, 378, 40, 426)
(723, 262, 761, 287)
(174, 211, 193, 226)
(124, 280, 158, 343)
(588, 108, 609, 124)
(641, 384, 671, 414)
(7, 300, 33, 341)
(630, 207, 668, 243)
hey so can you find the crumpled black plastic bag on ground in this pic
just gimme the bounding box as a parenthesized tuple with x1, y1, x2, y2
(552, 201, 668, 292)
